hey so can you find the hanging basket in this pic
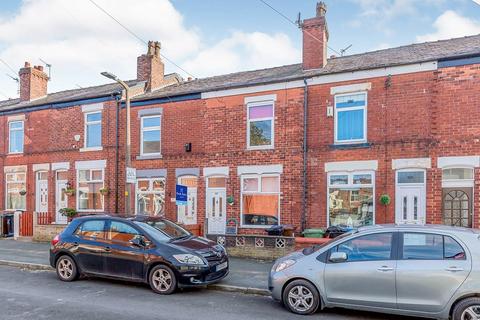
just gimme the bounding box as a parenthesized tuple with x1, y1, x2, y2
(99, 188, 109, 196)
(227, 195, 235, 206)
(64, 188, 75, 197)
(379, 194, 391, 206)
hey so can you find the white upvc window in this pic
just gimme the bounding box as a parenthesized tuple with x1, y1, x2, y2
(77, 169, 104, 212)
(240, 174, 280, 227)
(247, 101, 274, 149)
(140, 115, 161, 156)
(334, 92, 367, 144)
(9, 120, 24, 154)
(84, 111, 102, 149)
(136, 178, 166, 216)
(5, 172, 26, 210)
(327, 171, 374, 227)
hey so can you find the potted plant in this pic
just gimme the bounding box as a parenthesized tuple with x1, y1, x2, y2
(379, 194, 391, 206)
(64, 182, 75, 196)
(19, 189, 27, 196)
(99, 187, 109, 196)
(59, 207, 77, 222)
(227, 195, 235, 206)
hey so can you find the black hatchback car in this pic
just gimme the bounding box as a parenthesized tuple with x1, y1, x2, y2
(49, 215, 228, 294)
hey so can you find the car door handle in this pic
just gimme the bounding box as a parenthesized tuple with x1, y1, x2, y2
(73, 242, 79, 247)
(377, 266, 394, 272)
(446, 266, 464, 272)
(104, 246, 111, 253)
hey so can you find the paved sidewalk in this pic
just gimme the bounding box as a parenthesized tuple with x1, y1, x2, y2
(0, 238, 273, 293)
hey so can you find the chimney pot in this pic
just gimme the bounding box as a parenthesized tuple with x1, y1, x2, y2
(24, 61, 30, 68)
(316, 1, 327, 17)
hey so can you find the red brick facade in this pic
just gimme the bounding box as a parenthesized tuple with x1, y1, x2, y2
(1, 4, 479, 237)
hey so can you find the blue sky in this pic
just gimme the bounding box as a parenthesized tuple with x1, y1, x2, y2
(0, 0, 479, 99)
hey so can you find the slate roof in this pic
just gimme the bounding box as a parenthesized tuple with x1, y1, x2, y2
(134, 34, 480, 101)
(1, 34, 479, 111)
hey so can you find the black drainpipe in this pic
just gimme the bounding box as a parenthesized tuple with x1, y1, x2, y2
(301, 78, 309, 232)
(113, 92, 121, 214)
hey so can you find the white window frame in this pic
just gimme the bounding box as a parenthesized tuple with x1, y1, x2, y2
(5, 171, 27, 211)
(135, 177, 166, 215)
(140, 115, 161, 156)
(9, 120, 24, 154)
(83, 111, 102, 150)
(246, 101, 275, 150)
(334, 91, 368, 144)
(76, 168, 104, 212)
(327, 170, 375, 227)
(240, 173, 280, 228)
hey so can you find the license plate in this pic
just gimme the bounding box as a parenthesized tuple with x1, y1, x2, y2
(216, 262, 228, 272)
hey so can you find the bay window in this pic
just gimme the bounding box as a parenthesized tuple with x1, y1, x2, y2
(328, 171, 374, 227)
(6, 172, 26, 210)
(241, 174, 280, 226)
(136, 178, 166, 216)
(335, 92, 367, 144)
(141, 115, 161, 156)
(247, 102, 274, 149)
(77, 169, 104, 211)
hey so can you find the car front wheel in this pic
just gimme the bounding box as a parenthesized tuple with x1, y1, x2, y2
(149, 265, 177, 295)
(55, 255, 78, 282)
(453, 297, 480, 320)
(283, 279, 320, 315)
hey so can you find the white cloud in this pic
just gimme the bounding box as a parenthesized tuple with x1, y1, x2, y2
(183, 31, 300, 78)
(0, 0, 299, 98)
(416, 10, 480, 42)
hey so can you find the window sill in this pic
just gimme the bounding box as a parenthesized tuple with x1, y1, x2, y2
(79, 146, 103, 152)
(136, 154, 163, 160)
(239, 224, 279, 229)
(329, 142, 371, 150)
(246, 146, 275, 151)
(7, 152, 23, 156)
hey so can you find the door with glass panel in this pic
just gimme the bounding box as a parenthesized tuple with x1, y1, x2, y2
(177, 176, 198, 225)
(56, 171, 69, 224)
(442, 188, 472, 227)
(395, 170, 426, 224)
(35, 171, 49, 213)
(206, 177, 227, 234)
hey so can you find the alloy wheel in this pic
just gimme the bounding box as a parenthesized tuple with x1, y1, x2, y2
(462, 306, 480, 320)
(57, 258, 73, 280)
(152, 269, 172, 292)
(287, 285, 314, 313)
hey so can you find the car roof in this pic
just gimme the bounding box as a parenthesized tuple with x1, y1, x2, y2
(357, 224, 480, 235)
(73, 214, 165, 223)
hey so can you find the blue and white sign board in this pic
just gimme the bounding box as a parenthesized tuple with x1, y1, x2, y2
(176, 184, 188, 206)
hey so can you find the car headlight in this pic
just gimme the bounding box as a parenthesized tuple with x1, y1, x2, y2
(274, 259, 296, 272)
(173, 254, 206, 265)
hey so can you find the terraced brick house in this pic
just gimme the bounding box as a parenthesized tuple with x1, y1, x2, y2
(1, 2, 480, 240)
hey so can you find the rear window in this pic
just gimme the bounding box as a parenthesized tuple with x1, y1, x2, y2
(75, 220, 106, 239)
(402, 233, 466, 260)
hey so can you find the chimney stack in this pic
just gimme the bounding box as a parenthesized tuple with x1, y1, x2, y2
(19, 61, 49, 101)
(137, 41, 165, 92)
(302, 2, 329, 70)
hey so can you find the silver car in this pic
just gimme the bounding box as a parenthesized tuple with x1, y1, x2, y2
(269, 225, 480, 320)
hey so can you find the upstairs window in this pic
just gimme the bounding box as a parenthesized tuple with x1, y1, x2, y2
(247, 102, 274, 149)
(9, 121, 24, 153)
(141, 116, 161, 156)
(84, 111, 102, 148)
(335, 92, 367, 144)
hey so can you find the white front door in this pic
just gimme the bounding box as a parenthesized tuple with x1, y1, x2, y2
(178, 187, 197, 225)
(396, 186, 425, 224)
(395, 170, 426, 224)
(35, 172, 48, 213)
(207, 189, 226, 234)
(56, 180, 68, 224)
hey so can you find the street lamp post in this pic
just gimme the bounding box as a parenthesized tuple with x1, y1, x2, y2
(101, 71, 132, 216)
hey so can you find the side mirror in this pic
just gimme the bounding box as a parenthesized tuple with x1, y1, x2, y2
(129, 236, 144, 247)
(329, 251, 348, 263)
